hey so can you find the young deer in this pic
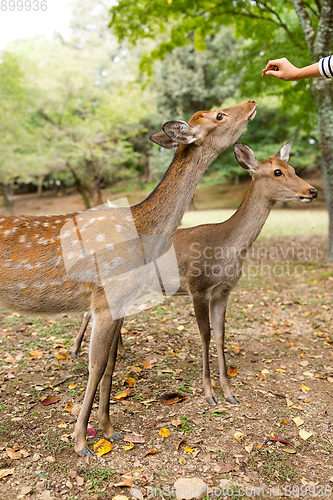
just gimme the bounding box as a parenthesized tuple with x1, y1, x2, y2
(0, 101, 257, 456)
(73, 141, 317, 405)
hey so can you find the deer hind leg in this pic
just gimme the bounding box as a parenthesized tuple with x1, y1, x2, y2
(210, 296, 239, 404)
(193, 296, 218, 404)
(98, 318, 124, 441)
(117, 332, 127, 358)
(71, 311, 91, 358)
(73, 306, 119, 456)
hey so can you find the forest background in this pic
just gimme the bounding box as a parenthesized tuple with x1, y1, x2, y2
(0, 0, 330, 251)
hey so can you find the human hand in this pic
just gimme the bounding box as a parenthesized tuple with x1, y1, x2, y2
(262, 57, 300, 81)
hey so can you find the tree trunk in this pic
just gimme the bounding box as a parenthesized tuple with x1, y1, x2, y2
(37, 176, 44, 198)
(312, 80, 333, 261)
(93, 173, 102, 206)
(0, 183, 15, 214)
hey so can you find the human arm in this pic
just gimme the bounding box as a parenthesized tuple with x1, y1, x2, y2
(262, 57, 324, 81)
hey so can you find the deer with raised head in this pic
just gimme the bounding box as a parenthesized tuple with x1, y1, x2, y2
(0, 100, 257, 456)
(73, 141, 317, 405)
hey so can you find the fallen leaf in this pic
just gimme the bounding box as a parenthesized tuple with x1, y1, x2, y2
(179, 456, 186, 465)
(303, 372, 314, 378)
(124, 377, 136, 387)
(124, 434, 145, 444)
(41, 396, 59, 406)
(227, 366, 238, 377)
(29, 350, 42, 358)
(292, 417, 304, 427)
(20, 486, 32, 495)
(68, 383, 76, 390)
(45, 456, 55, 463)
(300, 353, 307, 359)
(93, 439, 113, 458)
(4, 353, 16, 363)
(171, 417, 182, 427)
(55, 352, 70, 360)
(143, 360, 155, 369)
(269, 437, 291, 445)
(258, 373, 266, 380)
(143, 449, 160, 457)
(299, 429, 312, 440)
(184, 446, 195, 453)
(6, 448, 29, 460)
(176, 439, 187, 450)
(160, 392, 187, 405)
(123, 442, 134, 451)
(234, 431, 245, 443)
(177, 325, 185, 331)
(327, 377, 333, 384)
(278, 420, 288, 426)
(301, 384, 310, 392)
(113, 496, 130, 500)
(262, 369, 270, 375)
(87, 428, 96, 437)
(232, 345, 242, 354)
(276, 368, 286, 373)
(292, 405, 305, 411)
(113, 388, 131, 400)
(245, 444, 254, 454)
(283, 449, 297, 454)
(58, 422, 67, 429)
(286, 399, 293, 407)
(159, 428, 170, 438)
(113, 478, 133, 488)
(0, 468, 14, 480)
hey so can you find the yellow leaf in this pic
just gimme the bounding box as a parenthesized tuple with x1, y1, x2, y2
(227, 366, 238, 377)
(168, 350, 175, 355)
(179, 456, 186, 465)
(276, 368, 286, 373)
(184, 446, 194, 453)
(301, 384, 310, 392)
(262, 369, 270, 375)
(93, 439, 113, 457)
(312, 279, 318, 284)
(271, 432, 275, 437)
(299, 429, 312, 441)
(123, 442, 134, 451)
(234, 431, 245, 444)
(57, 422, 67, 429)
(29, 350, 42, 357)
(292, 405, 305, 411)
(113, 388, 131, 400)
(159, 428, 170, 438)
(283, 449, 296, 454)
(68, 383, 76, 390)
(125, 377, 136, 387)
(0, 468, 14, 480)
(161, 317, 167, 322)
(143, 360, 155, 369)
(303, 372, 314, 378)
(286, 399, 293, 407)
(55, 352, 70, 360)
(232, 345, 242, 354)
(292, 417, 304, 427)
(279, 420, 288, 426)
(177, 325, 185, 331)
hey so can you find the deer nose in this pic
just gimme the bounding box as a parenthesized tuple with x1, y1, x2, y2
(309, 188, 318, 198)
(249, 100, 257, 104)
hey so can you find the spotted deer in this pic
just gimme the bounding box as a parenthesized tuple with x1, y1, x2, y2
(0, 101, 257, 455)
(73, 141, 317, 405)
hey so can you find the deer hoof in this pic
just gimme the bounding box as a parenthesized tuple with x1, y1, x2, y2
(111, 431, 123, 441)
(121, 351, 130, 359)
(206, 396, 218, 405)
(78, 447, 95, 457)
(226, 395, 239, 404)
(71, 351, 80, 359)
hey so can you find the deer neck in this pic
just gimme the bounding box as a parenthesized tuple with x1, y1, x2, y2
(132, 144, 215, 237)
(223, 179, 274, 254)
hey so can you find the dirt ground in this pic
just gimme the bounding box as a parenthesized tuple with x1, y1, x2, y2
(0, 235, 333, 500)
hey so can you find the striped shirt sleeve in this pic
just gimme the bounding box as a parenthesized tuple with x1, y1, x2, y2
(319, 56, 333, 78)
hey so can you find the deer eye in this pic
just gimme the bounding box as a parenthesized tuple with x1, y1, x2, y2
(216, 112, 223, 121)
(274, 169, 283, 177)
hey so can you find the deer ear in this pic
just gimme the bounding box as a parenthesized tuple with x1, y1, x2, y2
(233, 142, 258, 172)
(162, 120, 199, 145)
(149, 131, 179, 150)
(274, 141, 292, 163)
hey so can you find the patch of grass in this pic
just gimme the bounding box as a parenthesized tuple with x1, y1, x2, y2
(179, 416, 195, 435)
(249, 450, 298, 482)
(84, 466, 116, 491)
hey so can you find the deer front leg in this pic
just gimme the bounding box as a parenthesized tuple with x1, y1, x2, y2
(73, 307, 118, 456)
(98, 318, 124, 441)
(71, 311, 91, 358)
(210, 296, 239, 404)
(193, 296, 218, 404)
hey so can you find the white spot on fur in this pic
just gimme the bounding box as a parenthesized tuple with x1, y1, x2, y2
(116, 225, 122, 232)
(96, 234, 105, 241)
(19, 235, 26, 243)
(3, 230, 11, 237)
(106, 243, 114, 251)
